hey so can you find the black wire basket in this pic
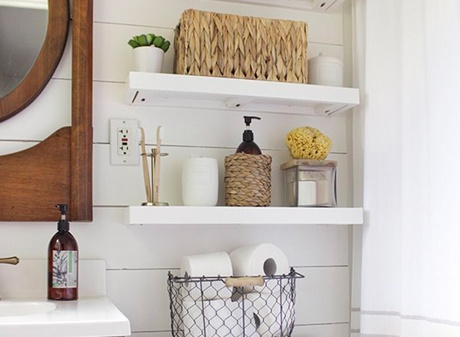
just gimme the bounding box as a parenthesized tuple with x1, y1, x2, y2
(167, 268, 304, 337)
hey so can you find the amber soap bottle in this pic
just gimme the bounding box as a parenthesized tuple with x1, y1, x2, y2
(236, 116, 262, 155)
(48, 204, 79, 300)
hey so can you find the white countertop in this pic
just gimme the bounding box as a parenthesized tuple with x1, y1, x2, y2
(0, 296, 131, 337)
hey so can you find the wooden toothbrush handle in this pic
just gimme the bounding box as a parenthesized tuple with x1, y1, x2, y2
(0, 256, 20, 265)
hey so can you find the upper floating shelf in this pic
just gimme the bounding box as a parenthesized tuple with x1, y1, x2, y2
(125, 72, 360, 116)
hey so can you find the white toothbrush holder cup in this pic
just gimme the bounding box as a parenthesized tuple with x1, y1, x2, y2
(182, 157, 219, 206)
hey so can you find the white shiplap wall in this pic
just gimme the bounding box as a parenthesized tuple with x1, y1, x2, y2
(0, 1, 354, 336)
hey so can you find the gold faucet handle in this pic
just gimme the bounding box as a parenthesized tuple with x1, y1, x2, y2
(0, 256, 20, 265)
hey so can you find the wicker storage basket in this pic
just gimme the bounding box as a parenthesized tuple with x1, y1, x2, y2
(174, 9, 308, 83)
(225, 153, 272, 206)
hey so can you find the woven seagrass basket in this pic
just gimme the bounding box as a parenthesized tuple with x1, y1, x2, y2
(225, 153, 272, 206)
(174, 9, 308, 83)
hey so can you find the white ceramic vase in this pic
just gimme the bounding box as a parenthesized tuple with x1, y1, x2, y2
(133, 46, 164, 73)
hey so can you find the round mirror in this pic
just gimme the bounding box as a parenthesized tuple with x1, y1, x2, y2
(0, 1, 48, 99)
(0, 0, 69, 122)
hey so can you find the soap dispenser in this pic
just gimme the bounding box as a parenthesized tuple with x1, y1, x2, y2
(236, 116, 262, 154)
(48, 204, 79, 300)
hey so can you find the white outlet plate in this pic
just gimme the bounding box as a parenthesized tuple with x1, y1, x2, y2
(110, 119, 140, 166)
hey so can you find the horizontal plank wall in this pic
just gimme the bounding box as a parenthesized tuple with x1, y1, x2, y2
(0, 1, 354, 337)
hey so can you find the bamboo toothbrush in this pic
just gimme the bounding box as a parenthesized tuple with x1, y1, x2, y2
(153, 126, 163, 205)
(140, 127, 152, 204)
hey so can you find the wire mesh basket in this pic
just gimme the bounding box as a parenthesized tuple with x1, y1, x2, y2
(168, 268, 304, 337)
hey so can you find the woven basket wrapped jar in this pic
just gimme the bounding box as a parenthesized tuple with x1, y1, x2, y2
(174, 9, 308, 84)
(224, 153, 272, 206)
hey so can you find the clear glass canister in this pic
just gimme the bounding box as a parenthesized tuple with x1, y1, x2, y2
(280, 159, 337, 207)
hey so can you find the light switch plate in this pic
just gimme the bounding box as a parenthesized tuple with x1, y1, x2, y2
(110, 118, 140, 166)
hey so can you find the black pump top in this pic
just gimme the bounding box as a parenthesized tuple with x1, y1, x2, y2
(244, 116, 261, 126)
(236, 116, 262, 154)
(56, 204, 69, 231)
(242, 116, 260, 142)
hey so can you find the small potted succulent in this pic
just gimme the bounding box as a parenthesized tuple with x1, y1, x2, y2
(128, 33, 171, 73)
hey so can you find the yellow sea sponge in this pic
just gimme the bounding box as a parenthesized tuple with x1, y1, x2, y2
(285, 126, 332, 160)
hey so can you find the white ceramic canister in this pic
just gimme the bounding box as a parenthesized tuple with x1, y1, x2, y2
(182, 157, 218, 206)
(308, 52, 343, 86)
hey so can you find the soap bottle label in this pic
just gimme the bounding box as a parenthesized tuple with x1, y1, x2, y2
(51, 250, 78, 288)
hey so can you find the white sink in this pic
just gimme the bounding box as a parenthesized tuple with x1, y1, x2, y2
(0, 260, 131, 337)
(0, 297, 131, 337)
(0, 300, 56, 317)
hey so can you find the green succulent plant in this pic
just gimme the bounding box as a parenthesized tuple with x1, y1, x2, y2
(128, 33, 171, 52)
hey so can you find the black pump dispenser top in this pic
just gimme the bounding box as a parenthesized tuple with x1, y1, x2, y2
(236, 116, 262, 154)
(56, 203, 69, 231)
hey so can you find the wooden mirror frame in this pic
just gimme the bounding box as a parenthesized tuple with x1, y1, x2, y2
(0, 0, 69, 122)
(0, 0, 93, 221)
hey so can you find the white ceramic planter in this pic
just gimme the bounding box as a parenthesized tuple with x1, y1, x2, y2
(133, 46, 164, 73)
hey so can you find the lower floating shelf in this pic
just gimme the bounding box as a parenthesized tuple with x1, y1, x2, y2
(124, 206, 363, 225)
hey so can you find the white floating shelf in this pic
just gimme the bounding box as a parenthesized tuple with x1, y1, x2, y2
(210, 0, 346, 12)
(125, 72, 360, 116)
(124, 206, 363, 226)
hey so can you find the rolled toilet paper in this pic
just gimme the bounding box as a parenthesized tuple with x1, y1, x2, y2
(245, 291, 294, 337)
(182, 301, 205, 337)
(230, 243, 290, 294)
(180, 251, 233, 300)
(183, 299, 242, 337)
(206, 299, 242, 337)
(181, 251, 233, 278)
(230, 243, 290, 277)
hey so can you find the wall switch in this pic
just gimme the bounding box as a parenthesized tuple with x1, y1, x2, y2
(110, 119, 140, 166)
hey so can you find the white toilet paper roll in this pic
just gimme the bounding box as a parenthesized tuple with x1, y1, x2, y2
(182, 301, 205, 337)
(245, 292, 294, 337)
(180, 251, 233, 300)
(230, 243, 290, 293)
(206, 299, 242, 337)
(183, 299, 242, 337)
(230, 243, 290, 277)
(181, 251, 233, 278)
